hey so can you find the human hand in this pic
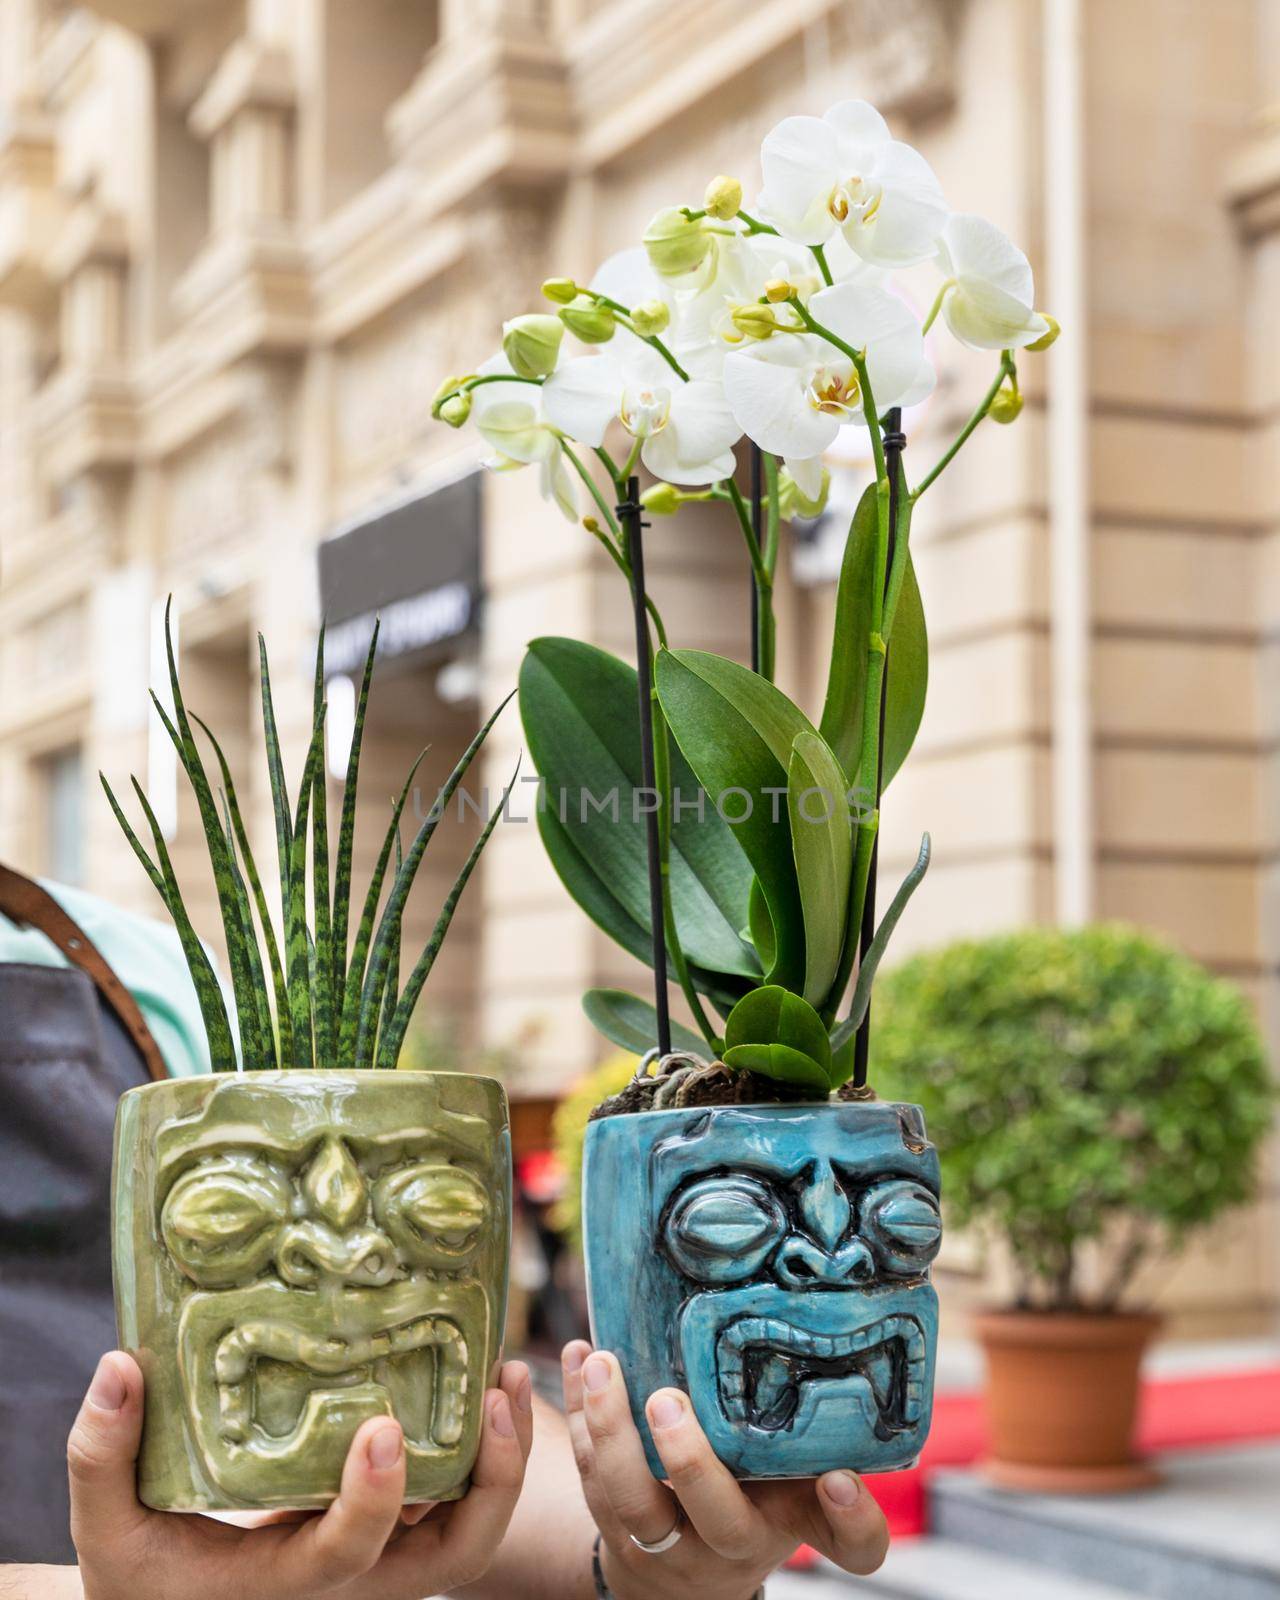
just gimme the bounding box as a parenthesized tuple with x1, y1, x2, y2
(562, 1341, 888, 1599)
(69, 1350, 533, 1600)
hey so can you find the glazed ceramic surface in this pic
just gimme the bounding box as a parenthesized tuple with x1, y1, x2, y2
(582, 1100, 940, 1479)
(112, 1070, 510, 1511)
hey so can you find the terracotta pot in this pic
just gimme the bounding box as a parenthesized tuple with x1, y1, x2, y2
(112, 1070, 510, 1511)
(974, 1309, 1161, 1492)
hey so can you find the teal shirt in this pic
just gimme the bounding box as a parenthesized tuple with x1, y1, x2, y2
(0, 879, 213, 1078)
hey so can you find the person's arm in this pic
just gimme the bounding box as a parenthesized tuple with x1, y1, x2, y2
(461, 1344, 889, 1600)
(0, 1566, 82, 1598)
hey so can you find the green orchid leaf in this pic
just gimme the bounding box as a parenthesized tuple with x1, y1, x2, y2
(520, 638, 758, 982)
(819, 483, 877, 782)
(536, 808, 748, 1012)
(818, 483, 926, 794)
(724, 985, 832, 1077)
(722, 1042, 832, 1089)
(882, 555, 927, 791)
(831, 833, 932, 1054)
(582, 989, 708, 1059)
(788, 729, 853, 1009)
(655, 650, 812, 993)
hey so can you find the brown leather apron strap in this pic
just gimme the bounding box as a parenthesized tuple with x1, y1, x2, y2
(0, 864, 168, 1083)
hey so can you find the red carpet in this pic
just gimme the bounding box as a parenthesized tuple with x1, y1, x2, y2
(861, 1366, 1280, 1537)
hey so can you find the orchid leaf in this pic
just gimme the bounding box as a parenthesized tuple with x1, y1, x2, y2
(722, 985, 831, 1090)
(582, 988, 707, 1059)
(788, 729, 853, 1009)
(831, 833, 932, 1055)
(520, 639, 758, 984)
(654, 649, 808, 993)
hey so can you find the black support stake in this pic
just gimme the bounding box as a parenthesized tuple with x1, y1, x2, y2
(749, 443, 763, 675)
(853, 407, 905, 1089)
(619, 476, 672, 1058)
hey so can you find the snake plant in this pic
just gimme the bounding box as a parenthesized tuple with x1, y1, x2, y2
(103, 603, 511, 1071)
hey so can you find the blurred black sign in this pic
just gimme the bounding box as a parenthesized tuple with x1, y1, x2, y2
(318, 472, 481, 674)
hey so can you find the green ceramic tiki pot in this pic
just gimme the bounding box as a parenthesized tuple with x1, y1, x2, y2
(112, 1070, 510, 1512)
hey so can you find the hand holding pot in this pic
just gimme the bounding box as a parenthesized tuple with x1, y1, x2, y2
(69, 1351, 533, 1600)
(563, 1342, 889, 1598)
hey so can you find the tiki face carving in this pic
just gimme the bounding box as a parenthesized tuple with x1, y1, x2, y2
(582, 1101, 941, 1478)
(152, 1076, 504, 1504)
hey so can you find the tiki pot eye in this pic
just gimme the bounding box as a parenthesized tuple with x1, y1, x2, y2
(374, 1162, 490, 1268)
(161, 1157, 291, 1286)
(860, 1179, 942, 1274)
(663, 1176, 787, 1284)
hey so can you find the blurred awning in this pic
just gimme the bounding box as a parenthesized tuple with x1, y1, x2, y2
(317, 472, 481, 676)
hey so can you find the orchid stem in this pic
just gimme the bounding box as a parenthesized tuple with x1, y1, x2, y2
(912, 351, 1016, 501)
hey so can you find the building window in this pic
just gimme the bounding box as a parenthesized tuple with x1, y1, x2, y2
(39, 745, 84, 886)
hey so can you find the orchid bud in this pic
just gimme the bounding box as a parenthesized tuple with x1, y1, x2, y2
(641, 482, 683, 516)
(777, 467, 831, 520)
(630, 299, 670, 337)
(431, 374, 471, 419)
(990, 385, 1023, 424)
(502, 314, 564, 379)
(1026, 315, 1061, 352)
(764, 278, 795, 304)
(559, 295, 616, 344)
(704, 175, 743, 221)
(541, 277, 578, 305)
(730, 303, 780, 341)
(438, 392, 472, 428)
(643, 207, 713, 277)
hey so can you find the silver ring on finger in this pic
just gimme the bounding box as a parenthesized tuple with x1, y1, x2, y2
(629, 1511, 683, 1555)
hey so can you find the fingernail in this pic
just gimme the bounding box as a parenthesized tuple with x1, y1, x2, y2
(583, 1355, 611, 1394)
(368, 1425, 402, 1470)
(822, 1470, 861, 1506)
(490, 1394, 516, 1438)
(648, 1392, 684, 1431)
(516, 1372, 533, 1414)
(88, 1356, 126, 1412)
(563, 1344, 587, 1375)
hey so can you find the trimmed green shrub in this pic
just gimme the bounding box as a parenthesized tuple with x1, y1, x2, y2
(872, 924, 1274, 1309)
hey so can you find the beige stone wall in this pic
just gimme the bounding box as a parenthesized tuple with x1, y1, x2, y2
(0, 0, 1275, 1332)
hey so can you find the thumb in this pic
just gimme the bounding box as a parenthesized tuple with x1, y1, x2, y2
(813, 1470, 890, 1575)
(68, 1352, 149, 1556)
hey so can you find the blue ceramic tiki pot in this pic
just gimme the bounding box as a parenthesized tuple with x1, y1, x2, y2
(581, 1099, 941, 1480)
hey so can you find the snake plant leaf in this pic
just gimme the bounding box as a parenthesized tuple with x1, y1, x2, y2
(285, 712, 325, 1067)
(722, 985, 832, 1090)
(654, 649, 808, 993)
(536, 807, 749, 1014)
(158, 606, 268, 1069)
(818, 483, 926, 794)
(102, 774, 236, 1070)
(377, 826, 404, 1064)
(310, 629, 335, 1067)
(258, 632, 293, 904)
(376, 762, 517, 1069)
(220, 791, 276, 1066)
(332, 621, 379, 1005)
(336, 746, 428, 1061)
(582, 988, 707, 1059)
(830, 832, 932, 1055)
(519, 639, 759, 984)
(355, 695, 512, 1069)
(192, 711, 292, 1066)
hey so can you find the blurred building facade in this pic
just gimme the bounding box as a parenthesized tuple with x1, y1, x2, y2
(0, 0, 1276, 1333)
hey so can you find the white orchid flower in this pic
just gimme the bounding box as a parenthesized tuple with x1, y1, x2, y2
(471, 355, 578, 522)
(722, 282, 934, 468)
(757, 100, 948, 267)
(933, 213, 1050, 350)
(542, 331, 740, 486)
